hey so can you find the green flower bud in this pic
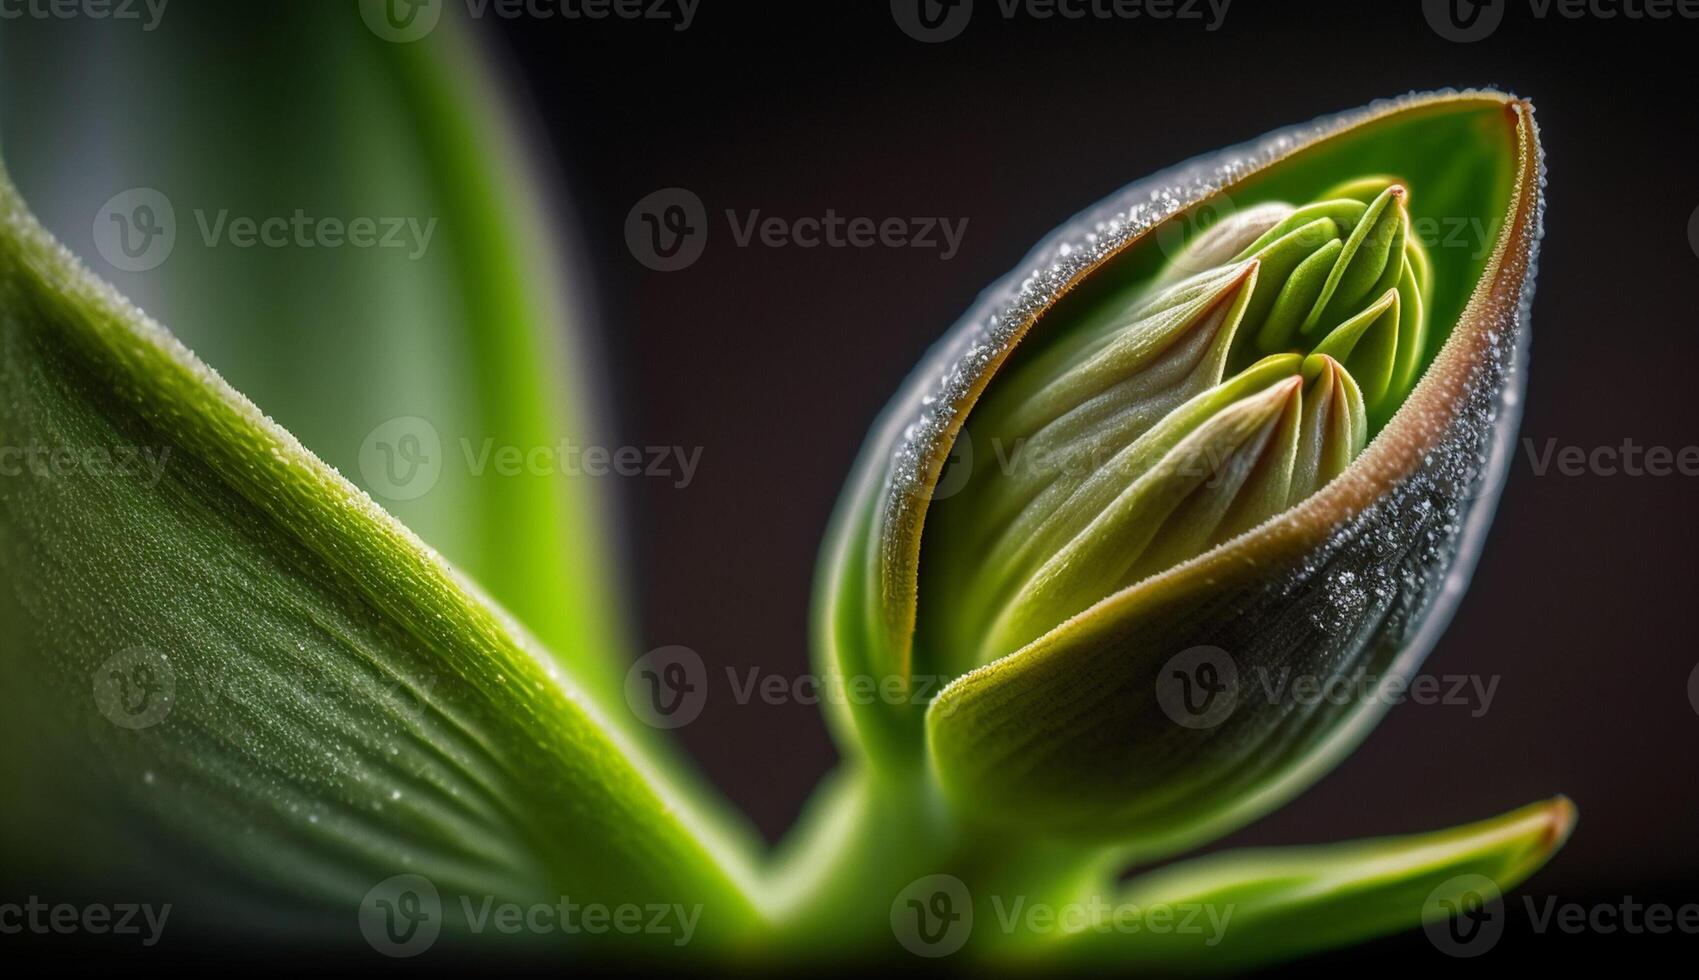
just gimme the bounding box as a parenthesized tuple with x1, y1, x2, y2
(816, 91, 1543, 855)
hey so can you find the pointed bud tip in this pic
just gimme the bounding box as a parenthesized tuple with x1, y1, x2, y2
(1207, 257, 1260, 300)
(1540, 795, 1579, 849)
(1301, 352, 1344, 382)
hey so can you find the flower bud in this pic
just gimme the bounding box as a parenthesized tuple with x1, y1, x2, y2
(816, 91, 1542, 853)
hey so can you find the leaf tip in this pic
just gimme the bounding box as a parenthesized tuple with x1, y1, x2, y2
(1537, 794, 1579, 852)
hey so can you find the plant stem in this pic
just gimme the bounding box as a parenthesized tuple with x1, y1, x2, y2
(759, 763, 1109, 961)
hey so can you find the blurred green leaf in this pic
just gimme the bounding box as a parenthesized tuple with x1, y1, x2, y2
(0, 6, 762, 942)
(0, 2, 629, 704)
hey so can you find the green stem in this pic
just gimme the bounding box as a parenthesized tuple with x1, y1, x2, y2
(760, 764, 1110, 962)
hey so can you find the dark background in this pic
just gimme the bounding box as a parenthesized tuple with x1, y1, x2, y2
(483, 0, 1699, 965)
(0, 0, 1689, 971)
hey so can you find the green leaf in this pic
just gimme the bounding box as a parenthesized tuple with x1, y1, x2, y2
(0, 2, 629, 705)
(0, 143, 756, 942)
(1041, 796, 1575, 972)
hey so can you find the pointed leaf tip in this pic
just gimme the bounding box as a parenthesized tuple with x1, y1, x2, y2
(1038, 795, 1576, 972)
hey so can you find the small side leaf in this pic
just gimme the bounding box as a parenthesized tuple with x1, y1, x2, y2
(1045, 796, 1575, 972)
